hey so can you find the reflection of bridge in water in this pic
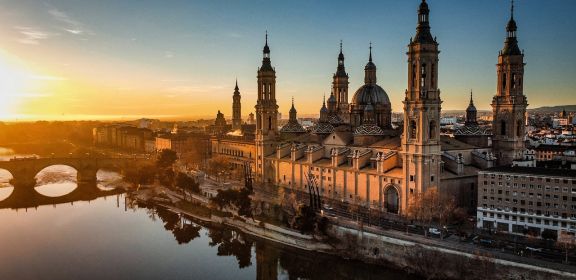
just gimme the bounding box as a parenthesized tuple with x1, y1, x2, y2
(0, 157, 151, 209)
(0, 182, 124, 209)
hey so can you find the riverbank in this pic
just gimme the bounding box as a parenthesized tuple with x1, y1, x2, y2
(135, 185, 576, 280)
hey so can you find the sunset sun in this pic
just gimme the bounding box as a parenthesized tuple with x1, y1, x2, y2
(0, 51, 30, 119)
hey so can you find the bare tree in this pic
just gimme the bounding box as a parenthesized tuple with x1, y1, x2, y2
(405, 187, 457, 237)
(557, 232, 576, 264)
(404, 245, 450, 280)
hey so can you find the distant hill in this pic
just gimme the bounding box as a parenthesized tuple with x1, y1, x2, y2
(528, 105, 576, 113)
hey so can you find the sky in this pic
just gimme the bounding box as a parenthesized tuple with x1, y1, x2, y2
(0, 0, 575, 121)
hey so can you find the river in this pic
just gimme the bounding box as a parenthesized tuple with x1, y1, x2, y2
(0, 152, 419, 280)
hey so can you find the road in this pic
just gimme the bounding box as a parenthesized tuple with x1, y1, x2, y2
(196, 176, 576, 271)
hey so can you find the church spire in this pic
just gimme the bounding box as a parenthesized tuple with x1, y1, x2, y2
(289, 96, 297, 120)
(369, 42, 373, 62)
(502, 0, 521, 55)
(413, 0, 435, 45)
(335, 40, 347, 77)
(234, 78, 239, 91)
(260, 31, 273, 71)
(364, 43, 377, 84)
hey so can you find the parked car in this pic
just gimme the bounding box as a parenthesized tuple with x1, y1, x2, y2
(428, 228, 441, 235)
(473, 236, 495, 247)
(322, 204, 334, 210)
(525, 246, 542, 252)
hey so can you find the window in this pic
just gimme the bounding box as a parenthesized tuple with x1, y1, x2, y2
(420, 63, 427, 88)
(410, 120, 417, 139)
(429, 121, 436, 140)
(501, 120, 506, 136)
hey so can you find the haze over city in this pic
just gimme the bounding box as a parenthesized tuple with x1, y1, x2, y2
(0, 0, 575, 121)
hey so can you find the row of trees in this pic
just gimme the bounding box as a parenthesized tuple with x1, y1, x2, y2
(405, 187, 469, 237)
(210, 187, 253, 218)
(124, 149, 200, 195)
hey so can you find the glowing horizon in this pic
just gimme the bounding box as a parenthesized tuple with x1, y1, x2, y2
(0, 0, 575, 122)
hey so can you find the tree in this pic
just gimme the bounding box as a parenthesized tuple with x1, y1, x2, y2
(124, 164, 156, 186)
(557, 232, 575, 264)
(157, 149, 178, 168)
(276, 187, 286, 207)
(210, 187, 253, 219)
(207, 156, 231, 177)
(542, 229, 557, 241)
(158, 168, 175, 187)
(406, 187, 457, 237)
(175, 172, 200, 196)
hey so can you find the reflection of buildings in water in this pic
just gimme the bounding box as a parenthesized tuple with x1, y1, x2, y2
(141, 202, 416, 279)
(256, 242, 278, 280)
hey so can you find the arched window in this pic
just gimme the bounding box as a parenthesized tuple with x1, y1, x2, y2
(516, 120, 522, 137)
(500, 120, 506, 136)
(502, 73, 506, 91)
(420, 63, 427, 88)
(268, 116, 272, 131)
(512, 73, 517, 89)
(429, 120, 436, 140)
(410, 120, 417, 139)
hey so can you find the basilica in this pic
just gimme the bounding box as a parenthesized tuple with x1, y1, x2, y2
(210, 0, 528, 214)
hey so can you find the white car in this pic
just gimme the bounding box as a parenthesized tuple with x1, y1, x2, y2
(323, 204, 334, 210)
(525, 246, 542, 252)
(428, 228, 441, 235)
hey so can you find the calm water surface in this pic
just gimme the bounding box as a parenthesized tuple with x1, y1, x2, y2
(0, 154, 418, 280)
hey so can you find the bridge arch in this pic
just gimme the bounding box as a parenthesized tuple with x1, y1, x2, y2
(34, 165, 78, 197)
(96, 169, 124, 191)
(0, 169, 15, 201)
(383, 184, 400, 214)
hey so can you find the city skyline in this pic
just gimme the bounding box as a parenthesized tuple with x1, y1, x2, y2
(0, 0, 575, 121)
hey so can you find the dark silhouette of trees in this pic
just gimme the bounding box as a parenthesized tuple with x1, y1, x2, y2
(172, 223, 202, 245)
(210, 187, 253, 219)
(175, 172, 200, 196)
(207, 227, 253, 268)
(405, 187, 458, 237)
(156, 149, 178, 168)
(207, 156, 231, 177)
(542, 229, 557, 241)
(124, 164, 156, 186)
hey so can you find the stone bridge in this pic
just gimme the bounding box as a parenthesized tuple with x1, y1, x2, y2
(0, 157, 152, 209)
(0, 157, 152, 188)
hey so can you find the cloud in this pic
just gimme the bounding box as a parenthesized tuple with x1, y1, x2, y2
(48, 8, 92, 36)
(15, 26, 53, 45)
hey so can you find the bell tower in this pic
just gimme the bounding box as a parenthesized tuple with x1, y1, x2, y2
(401, 0, 442, 213)
(232, 80, 242, 129)
(255, 32, 279, 183)
(491, 0, 527, 166)
(332, 41, 350, 122)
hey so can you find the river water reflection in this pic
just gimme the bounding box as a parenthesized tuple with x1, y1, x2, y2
(0, 158, 419, 279)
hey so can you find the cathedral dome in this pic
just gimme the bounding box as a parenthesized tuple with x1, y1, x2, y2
(351, 84, 390, 106)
